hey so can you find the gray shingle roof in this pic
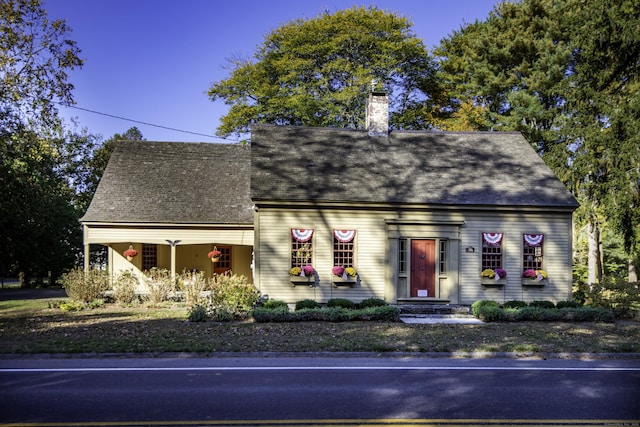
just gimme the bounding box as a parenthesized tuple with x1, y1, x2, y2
(250, 124, 579, 209)
(81, 141, 253, 224)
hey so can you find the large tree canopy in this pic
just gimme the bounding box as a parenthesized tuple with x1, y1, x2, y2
(208, 7, 442, 137)
(434, 0, 640, 281)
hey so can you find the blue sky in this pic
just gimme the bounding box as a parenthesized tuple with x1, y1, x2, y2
(44, 0, 498, 143)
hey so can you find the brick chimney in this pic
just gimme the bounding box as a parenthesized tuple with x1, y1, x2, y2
(366, 91, 388, 137)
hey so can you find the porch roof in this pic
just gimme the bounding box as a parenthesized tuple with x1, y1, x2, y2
(81, 141, 253, 224)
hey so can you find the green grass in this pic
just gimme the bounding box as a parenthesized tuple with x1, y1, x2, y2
(1, 297, 639, 355)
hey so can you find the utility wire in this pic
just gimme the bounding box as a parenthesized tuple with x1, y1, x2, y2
(64, 104, 239, 142)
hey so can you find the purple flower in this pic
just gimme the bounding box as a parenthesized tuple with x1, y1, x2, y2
(523, 269, 536, 278)
(332, 266, 345, 276)
(302, 265, 315, 276)
(494, 268, 507, 279)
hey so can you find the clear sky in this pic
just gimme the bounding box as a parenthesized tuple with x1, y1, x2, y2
(44, 0, 498, 143)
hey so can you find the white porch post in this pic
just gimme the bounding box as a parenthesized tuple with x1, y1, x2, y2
(83, 225, 90, 273)
(165, 240, 181, 284)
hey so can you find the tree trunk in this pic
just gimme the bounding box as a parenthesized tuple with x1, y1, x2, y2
(630, 258, 638, 283)
(587, 220, 602, 286)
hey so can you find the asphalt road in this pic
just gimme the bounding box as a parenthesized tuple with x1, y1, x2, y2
(1, 356, 639, 426)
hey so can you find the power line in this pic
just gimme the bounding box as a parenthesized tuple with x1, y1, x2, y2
(64, 104, 239, 142)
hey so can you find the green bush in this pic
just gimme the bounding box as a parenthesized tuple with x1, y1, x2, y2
(327, 298, 355, 309)
(503, 300, 527, 309)
(59, 268, 110, 303)
(59, 300, 85, 312)
(252, 305, 400, 323)
(295, 299, 321, 311)
(475, 305, 504, 321)
(556, 300, 581, 309)
(262, 299, 289, 310)
(113, 270, 138, 305)
(187, 304, 208, 322)
(529, 300, 556, 309)
(358, 297, 387, 308)
(474, 303, 615, 323)
(210, 272, 259, 319)
(577, 278, 640, 318)
(471, 300, 500, 317)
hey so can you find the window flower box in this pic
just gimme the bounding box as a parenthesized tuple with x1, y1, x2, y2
(331, 266, 358, 287)
(522, 269, 547, 287)
(480, 268, 506, 288)
(480, 277, 505, 289)
(289, 266, 317, 287)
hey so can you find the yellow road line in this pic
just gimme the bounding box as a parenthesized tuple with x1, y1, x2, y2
(1, 419, 639, 427)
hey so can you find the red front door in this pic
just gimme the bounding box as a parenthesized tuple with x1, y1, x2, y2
(410, 240, 436, 298)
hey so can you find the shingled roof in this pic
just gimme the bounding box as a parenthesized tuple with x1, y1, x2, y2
(81, 141, 253, 224)
(250, 124, 578, 209)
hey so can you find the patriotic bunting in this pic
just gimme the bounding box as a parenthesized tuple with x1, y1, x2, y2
(524, 234, 544, 247)
(482, 232, 503, 246)
(333, 229, 356, 243)
(291, 229, 314, 242)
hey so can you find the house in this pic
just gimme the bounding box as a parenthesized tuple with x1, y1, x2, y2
(80, 141, 254, 287)
(81, 92, 579, 304)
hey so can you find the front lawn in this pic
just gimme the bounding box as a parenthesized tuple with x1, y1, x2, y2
(1, 296, 639, 355)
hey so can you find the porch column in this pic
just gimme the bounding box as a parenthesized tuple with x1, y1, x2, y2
(165, 240, 181, 284)
(83, 225, 90, 273)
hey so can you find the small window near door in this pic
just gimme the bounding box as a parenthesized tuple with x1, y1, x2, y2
(399, 239, 407, 274)
(481, 232, 503, 270)
(439, 240, 447, 275)
(142, 244, 157, 271)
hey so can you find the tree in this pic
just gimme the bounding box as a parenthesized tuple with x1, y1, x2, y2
(0, 0, 83, 285)
(434, 0, 640, 283)
(1, 0, 83, 134)
(208, 7, 442, 138)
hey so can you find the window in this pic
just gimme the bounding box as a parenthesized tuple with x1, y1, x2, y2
(333, 230, 355, 267)
(398, 239, 407, 274)
(523, 234, 544, 271)
(481, 232, 503, 270)
(142, 244, 157, 271)
(291, 229, 313, 267)
(213, 246, 232, 273)
(439, 240, 447, 275)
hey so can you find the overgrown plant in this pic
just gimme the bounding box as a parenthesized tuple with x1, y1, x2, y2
(210, 272, 259, 320)
(180, 271, 210, 307)
(113, 270, 138, 305)
(58, 268, 109, 303)
(144, 268, 174, 305)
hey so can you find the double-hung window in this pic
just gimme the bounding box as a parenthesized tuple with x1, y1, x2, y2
(291, 229, 313, 268)
(523, 234, 544, 271)
(333, 230, 356, 268)
(481, 232, 503, 270)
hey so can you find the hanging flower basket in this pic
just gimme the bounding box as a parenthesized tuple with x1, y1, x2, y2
(208, 247, 222, 262)
(123, 245, 138, 262)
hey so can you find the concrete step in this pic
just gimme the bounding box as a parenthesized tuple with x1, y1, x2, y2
(398, 304, 472, 315)
(399, 313, 483, 324)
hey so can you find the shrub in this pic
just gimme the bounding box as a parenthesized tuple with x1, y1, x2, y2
(210, 272, 259, 319)
(251, 306, 292, 322)
(295, 299, 321, 311)
(113, 270, 138, 305)
(59, 268, 110, 303)
(187, 304, 208, 322)
(529, 300, 556, 309)
(180, 271, 209, 307)
(475, 305, 504, 321)
(262, 299, 289, 310)
(580, 278, 640, 318)
(471, 300, 500, 317)
(358, 297, 387, 308)
(556, 300, 581, 309)
(251, 305, 400, 323)
(327, 298, 355, 309)
(503, 300, 527, 309)
(59, 300, 85, 312)
(144, 268, 174, 305)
